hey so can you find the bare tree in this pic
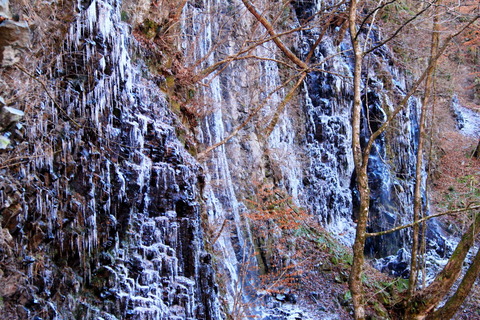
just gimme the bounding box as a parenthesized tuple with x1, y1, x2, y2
(347, 0, 480, 319)
(167, 0, 480, 318)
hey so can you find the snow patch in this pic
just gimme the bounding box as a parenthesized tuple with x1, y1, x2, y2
(452, 96, 480, 138)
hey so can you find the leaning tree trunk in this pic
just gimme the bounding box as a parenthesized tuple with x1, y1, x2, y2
(407, 212, 480, 319)
(426, 245, 480, 320)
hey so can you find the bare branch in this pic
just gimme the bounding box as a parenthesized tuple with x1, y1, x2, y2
(363, 1, 437, 54)
(241, 0, 309, 70)
(357, 0, 398, 33)
(305, 1, 348, 63)
(263, 71, 307, 138)
(366, 205, 480, 237)
(14, 63, 81, 128)
(197, 24, 310, 80)
(362, 14, 480, 164)
(197, 71, 305, 159)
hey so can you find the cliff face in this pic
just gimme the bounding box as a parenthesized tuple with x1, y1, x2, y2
(1, 0, 218, 319)
(183, 0, 424, 299)
(0, 0, 448, 319)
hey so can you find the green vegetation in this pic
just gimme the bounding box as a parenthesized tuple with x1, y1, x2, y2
(441, 174, 480, 210)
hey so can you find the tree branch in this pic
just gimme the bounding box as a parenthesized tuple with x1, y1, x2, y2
(197, 24, 310, 80)
(363, 1, 437, 54)
(263, 71, 307, 138)
(366, 205, 480, 237)
(362, 14, 479, 163)
(413, 211, 480, 316)
(357, 0, 398, 33)
(14, 63, 81, 128)
(427, 245, 480, 319)
(197, 71, 304, 159)
(241, 0, 309, 70)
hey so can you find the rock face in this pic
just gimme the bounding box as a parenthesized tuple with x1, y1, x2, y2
(0, 0, 29, 66)
(452, 95, 480, 138)
(0, 104, 23, 149)
(1, 0, 219, 319)
(0, 106, 24, 131)
(178, 0, 434, 316)
(0, 0, 449, 319)
(183, 0, 419, 286)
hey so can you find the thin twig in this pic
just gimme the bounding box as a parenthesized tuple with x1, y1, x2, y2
(14, 63, 81, 128)
(366, 205, 480, 237)
(197, 70, 305, 159)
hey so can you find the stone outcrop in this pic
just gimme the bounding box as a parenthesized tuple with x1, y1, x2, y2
(0, 0, 29, 66)
(0, 106, 24, 131)
(0, 0, 459, 319)
(0, 0, 219, 319)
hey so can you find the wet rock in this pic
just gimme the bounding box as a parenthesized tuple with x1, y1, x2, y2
(0, 274, 22, 297)
(0, 17, 29, 66)
(22, 255, 35, 265)
(0, 0, 11, 19)
(0, 227, 13, 245)
(0, 106, 24, 130)
(276, 293, 287, 302)
(374, 248, 411, 278)
(451, 95, 480, 138)
(16, 306, 30, 319)
(0, 134, 9, 148)
(334, 271, 349, 283)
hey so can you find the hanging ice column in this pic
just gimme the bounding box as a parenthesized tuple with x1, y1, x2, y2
(300, 39, 357, 244)
(290, 0, 357, 243)
(289, 0, 429, 257)
(15, 0, 221, 318)
(180, 0, 310, 314)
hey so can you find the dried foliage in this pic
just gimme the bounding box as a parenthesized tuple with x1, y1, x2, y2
(376, 0, 479, 105)
(240, 183, 410, 319)
(432, 128, 480, 231)
(129, 10, 215, 131)
(245, 183, 310, 286)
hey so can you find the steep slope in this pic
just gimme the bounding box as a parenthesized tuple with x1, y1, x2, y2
(1, 0, 218, 319)
(179, 0, 426, 298)
(1, 0, 476, 319)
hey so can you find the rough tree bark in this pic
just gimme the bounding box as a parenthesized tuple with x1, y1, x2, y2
(346, 1, 479, 319)
(426, 244, 480, 320)
(194, 1, 479, 318)
(473, 139, 480, 158)
(408, 211, 480, 319)
(348, 0, 369, 319)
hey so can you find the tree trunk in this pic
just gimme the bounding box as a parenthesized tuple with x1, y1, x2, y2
(473, 139, 480, 158)
(348, 0, 368, 319)
(407, 7, 440, 310)
(349, 171, 369, 320)
(408, 212, 480, 318)
(426, 246, 480, 320)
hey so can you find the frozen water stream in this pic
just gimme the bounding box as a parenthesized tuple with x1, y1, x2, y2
(1, 0, 467, 318)
(10, 0, 221, 318)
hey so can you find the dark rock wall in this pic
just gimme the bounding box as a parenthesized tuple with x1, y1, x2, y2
(1, 0, 219, 319)
(0, 0, 444, 318)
